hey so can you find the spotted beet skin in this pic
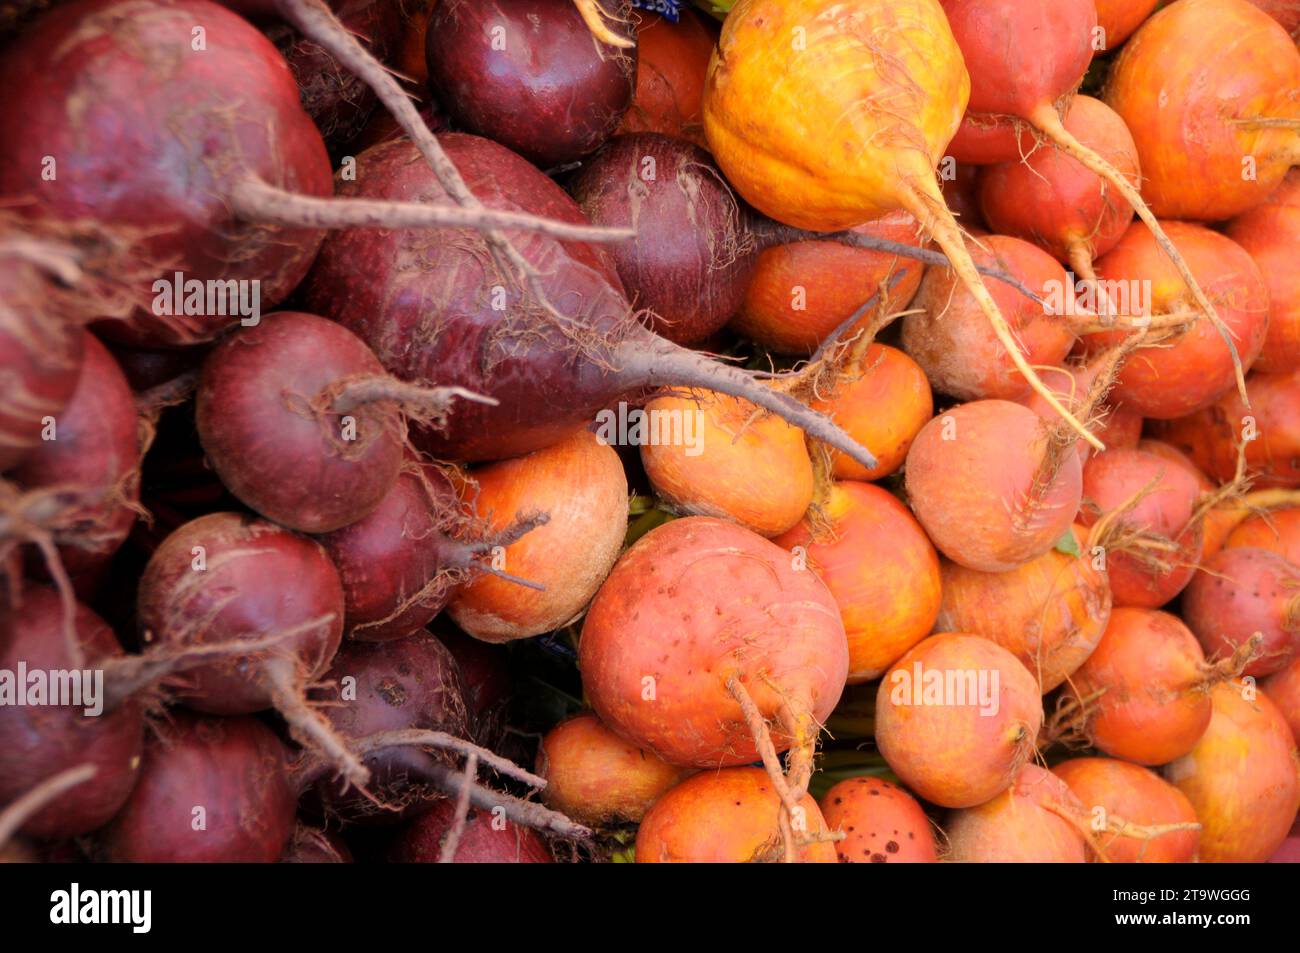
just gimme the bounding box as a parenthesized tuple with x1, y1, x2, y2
(302, 133, 632, 462)
(0, 0, 333, 345)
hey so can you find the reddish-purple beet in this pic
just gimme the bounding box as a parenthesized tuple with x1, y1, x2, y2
(386, 797, 553, 863)
(302, 134, 879, 467)
(1183, 547, 1300, 678)
(425, 0, 636, 168)
(280, 821, 353, 862)
(195, 312, 405, 534)
(102, 713, 297, 862)
(306, 631, 471, 822)
(0, 234, 86, 472)
(135, 512, 357, 778)
(0, 586, 143, 839)
(569, 132, 759, 345)
(436, 623, 513, 747)
(10, 333, 139, 581)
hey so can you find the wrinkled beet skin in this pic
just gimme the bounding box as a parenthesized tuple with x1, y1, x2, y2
(307, 632, 471, 822)
(10, 334, 139, 579)
(270, 0, 401, 150)
(0, 587, 144, 839)
(0, 0, 333, 345)
(135, 512, 345, 714)
(320, 465, 466, 641)
(303, 134, 631, 462)
(0, 248, 85, 472)
(424, 0, 635, 168)
(570, 133, 758, 345)
(195, 311, 404, 533)
(387, 797, 553, 862)
(103, 713, 297, 862)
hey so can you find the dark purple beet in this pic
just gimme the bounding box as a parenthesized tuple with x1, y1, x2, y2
(0, 586, 144, 839)
(0, 233, 85, 472)
(195, 311, 405, 534)
(107, 342, 208, 393)
(436, 623, 513, 748)
(270, 0, 402, 150)
(10, 333, 139, 580)
(102, 712, 297, 862)
(318, 463, 470, 641)
(0, 0, 333, 346)
(387, 796, 554, 862)
(307, 631, 471, 823)
(302, 133, 880, 468)
(280, 821, 353, 862)
(569, 132, 759, 345)
(136, 512, 345, 716)
(424, 0, 636, 168)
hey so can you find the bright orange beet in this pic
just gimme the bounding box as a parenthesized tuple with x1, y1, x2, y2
(1225, 506, 1300, 564)
(1094, 0, 1161, 46)
(775, 481, 941, 683)
(1262, 658, 1300, 743)
(616, 9, 715, 146)
(1105, 0, 1300, 221)
(808, 344, 933, 482)
(732, 212, 925, 355)
(640, 388, 813, 537)
(875, 634, 1043, 808)
(1166, 681, 1300, 862)
(536, 712, 689, 827)
(946, 764, 1089, 863)
(935, 524, 1110, 692)
(1052, 757, 1200, 863)
(635, 767, 837, 863)
(819, 776, 938, 863)
(448, 429, 627, 642)
(1226, 173, 1300, 374)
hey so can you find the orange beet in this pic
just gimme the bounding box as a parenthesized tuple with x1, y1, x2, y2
(635, 767, 837, 863)
(1225, 507, 1300, 564)
(1263, 659, 1300, 743)
(905, 400, 1083, 572)
(1166, 681, 1300, 862)
(819, 776, 938, 863)
(732, 212, 926, 355)
(875, 634, 1043, 808)
(640, 388, 813, 537)
(1085, 222, 1268, 419)
(1079, 447, 1204, 608)
(977, 97, 1139, 275)
(448, 429, 627, 642)
(535, 712, 689, 827)
(1183, 547, 1300, 678)
(775, 481, 941, 683)
(1105, 0, 1300, 221)
(1152, 370, 1300, 490)
(1248, 0, 1300, 34)
(1226, 175, 1300, 374)
(808, 344, 933, 482)
(580, 517, 848, 769)
(946, 764, 1089, 863)
(1017, 361, 1142, 468)
(935, 524, 1110, 692)
(1137, 438, 1237, 560)
(616, 9, 715, 146)
(1064, 607, 1214, 765)
(1094, 0, 1161, 46)
(1052, 757, 1199, 863)
(903, 235, 1075, 402)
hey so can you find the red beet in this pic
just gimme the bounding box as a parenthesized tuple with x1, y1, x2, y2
(570, 132, 759, 345)
(1183, 547, 1300, 678)
(387, 797, 553, 863)
(135, 512, 358, 779)
(280, 821, 353, 862)
(0, 232, 87, 472)
(0, 586, 143, 839)
(9, 333, 139, 582)
(436, 624, 513, 748)
(302, 134, 878, 467)
(195, 312, 408, 533)
(1079, 447, 1204, 607)
(424, 0, 636, 168)
(102, 713, 297, 862)
(306, 631, 471, 822)
(0, 0, 618, 347)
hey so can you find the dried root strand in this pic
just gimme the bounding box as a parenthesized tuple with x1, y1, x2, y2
(0, 764, 96, 849)
(424, 764, 590, 839)
(439, 752, 478, 863)
(572, 0, 634, 48)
